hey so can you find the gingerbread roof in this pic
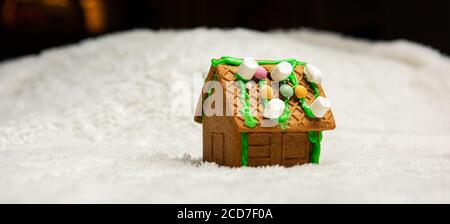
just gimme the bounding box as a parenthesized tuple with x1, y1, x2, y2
(194, 61, 336, 133)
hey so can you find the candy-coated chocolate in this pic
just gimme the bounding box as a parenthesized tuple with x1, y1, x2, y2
(280, 84, 293, 98)
(254, 66, 268, 79)
(294, 85, 307, 98)
(260, 85, 273, 100)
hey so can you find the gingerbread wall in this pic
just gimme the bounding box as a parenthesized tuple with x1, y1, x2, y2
(203, 117, 311, 167)
(247, 132, 310, 167)
(202, 115, 242, 167)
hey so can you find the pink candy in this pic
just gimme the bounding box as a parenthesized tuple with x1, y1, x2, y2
(254, 66, 268, 79)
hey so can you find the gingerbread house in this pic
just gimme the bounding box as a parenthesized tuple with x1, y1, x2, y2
(194, 56, 336, 167)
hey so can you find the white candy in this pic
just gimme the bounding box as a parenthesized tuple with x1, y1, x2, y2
(309, 96, 331, 118)
(271, 62, 292, 81)
(304, 64, 323, 84)
(237, 57, 258, 80)
(263, 98, 285, 119)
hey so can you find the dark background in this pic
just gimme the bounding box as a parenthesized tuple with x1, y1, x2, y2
(0, 0, 449, 61)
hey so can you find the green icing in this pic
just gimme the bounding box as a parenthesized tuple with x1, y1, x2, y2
(237, 79, 258, 128)
(278, 98, 291, 130)
(275, 62, 303, 127)
(297, 79, 319, 118)
(310, 82, 320, 97)
(289, 72, 299, 87)
(308, 131, 323, 164)
(299, 98, 317, 119)
(211, 56, 242, 67)
(211, 56, 306, 67)
(234, 73, 247, 82)
(256, 58, 306, 66)
(241, 132, 249, 167)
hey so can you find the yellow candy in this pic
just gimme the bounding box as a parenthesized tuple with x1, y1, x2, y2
(260, 85, 273, 100)
(294, 85, 307, 98)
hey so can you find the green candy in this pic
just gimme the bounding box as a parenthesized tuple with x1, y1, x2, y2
(280, 84, 293, 98)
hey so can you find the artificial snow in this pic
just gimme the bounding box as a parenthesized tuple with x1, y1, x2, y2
(0, 28, 449, 203)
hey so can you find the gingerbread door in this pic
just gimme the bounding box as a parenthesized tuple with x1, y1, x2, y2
(247, 132, 310, 166)
(211, 132, 225, 164)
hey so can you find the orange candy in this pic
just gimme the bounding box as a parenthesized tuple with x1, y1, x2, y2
(294, 85, 307, 98)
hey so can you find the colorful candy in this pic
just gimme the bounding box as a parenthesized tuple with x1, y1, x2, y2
(254, 66, 268, 79)
(236, 57, 258, 80)
(304, 64, 323, 84)
(294, 85, 307, 98)
(280, 84, 293, 98)
(260, 85, 273, 100)
(270, 62, 292, 81)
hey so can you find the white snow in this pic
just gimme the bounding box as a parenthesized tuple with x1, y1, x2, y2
(0, 28, 449, 203)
